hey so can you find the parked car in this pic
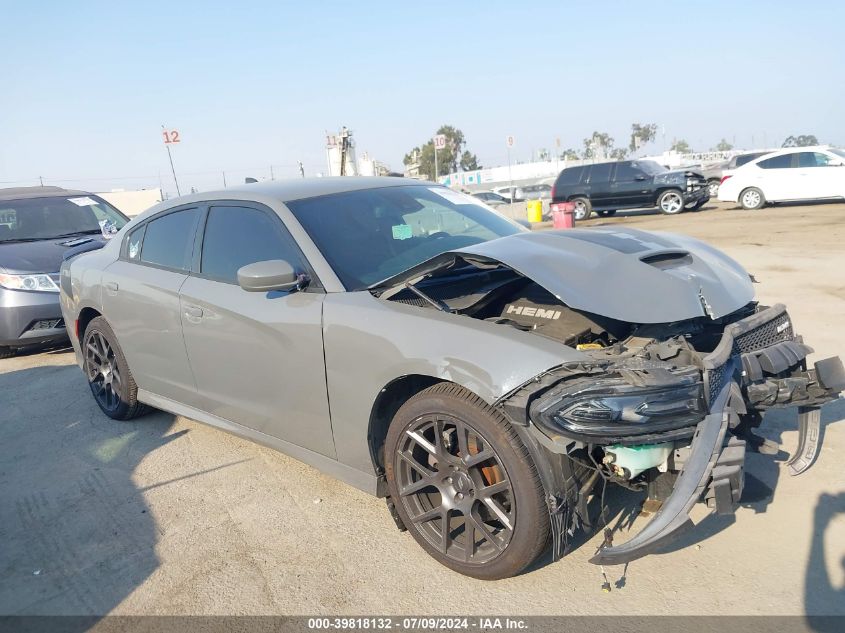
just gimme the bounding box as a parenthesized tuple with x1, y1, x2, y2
(518, 183, 552, 201)
(492, 185, 524, 203)
(551, 160, 710, 220)
(60, 177, 843, 579)
(718, 147, 845, 209)
(697, 152, 772, 198)
(0, 186, 128, 358)
(471, 191, 510, 207)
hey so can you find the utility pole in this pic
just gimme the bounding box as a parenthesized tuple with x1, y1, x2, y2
(162, 125, 181, 196)
(222, 171, 227, 188)
(298, 161, 305, 178)
(270, 165, 275, 181)
(39, 176, 44, 186)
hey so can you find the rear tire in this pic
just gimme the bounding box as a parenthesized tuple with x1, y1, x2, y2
(739, 187, 766, 210)
(571, 197, 591, 221)
(82, 316, 148, 420)
(384, 383, 549, 580)
(657, 189, 685, 215)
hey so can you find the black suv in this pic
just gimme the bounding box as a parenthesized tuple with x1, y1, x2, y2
(551, 160, 710, 219)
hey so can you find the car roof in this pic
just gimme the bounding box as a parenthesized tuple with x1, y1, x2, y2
(741, 146, 834, 166)
(186, 176, 428, 204)
(0, 185, 92, 202)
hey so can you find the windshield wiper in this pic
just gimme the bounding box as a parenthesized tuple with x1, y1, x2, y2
(404, 282, 453, 313)
(50, 229, 105, 239)
(0, 237, 55, 243)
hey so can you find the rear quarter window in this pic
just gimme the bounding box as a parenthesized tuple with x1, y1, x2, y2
(554, 167, 583, 188)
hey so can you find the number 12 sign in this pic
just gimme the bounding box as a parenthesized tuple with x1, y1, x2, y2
(162, 129, 181, 144)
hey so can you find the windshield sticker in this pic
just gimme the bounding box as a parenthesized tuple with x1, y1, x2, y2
(427, 187, 477, 206)
(68, 196, 97, 207)
(391, 224, 413, 240)
(99, 219, 119, 240)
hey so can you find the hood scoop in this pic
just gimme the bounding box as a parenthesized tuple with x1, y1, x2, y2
(639, 250, 693, 270)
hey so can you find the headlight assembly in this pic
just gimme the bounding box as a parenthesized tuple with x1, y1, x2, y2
(0, 273, 60, 293)
(531, 368, 705, 440)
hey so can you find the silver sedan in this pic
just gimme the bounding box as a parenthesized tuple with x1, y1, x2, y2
(60, 177, 843, 579)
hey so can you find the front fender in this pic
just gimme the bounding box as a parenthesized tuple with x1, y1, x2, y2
(323, 292, 587, 474)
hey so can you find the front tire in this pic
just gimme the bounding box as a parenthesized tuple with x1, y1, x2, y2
(571, 197, 591, 221)
(82, 317, 147, 420)
(657, 189, 685, 214)
(384, 383, 549, 580)
(739, 187, 766, 210)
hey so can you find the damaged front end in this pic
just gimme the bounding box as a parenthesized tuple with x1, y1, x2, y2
(504, 304, 844, 565)
(372, 229, 844, 565)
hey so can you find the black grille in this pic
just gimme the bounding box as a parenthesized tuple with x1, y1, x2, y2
(705, 309, 793, 407)
(733, 312, 793, 354)
(707, 362, 729, 404)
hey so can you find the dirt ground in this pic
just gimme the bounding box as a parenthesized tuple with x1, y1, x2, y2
(1, 201, 844, 616)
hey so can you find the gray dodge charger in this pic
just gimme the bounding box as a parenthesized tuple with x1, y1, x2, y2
(59, 177, 844, 579)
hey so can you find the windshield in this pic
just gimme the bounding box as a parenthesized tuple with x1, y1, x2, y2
(638, 161, 668, 175)
(829, 149, 845, 160)
(0, 195, 128, 242)
(286, 185, 524, 290)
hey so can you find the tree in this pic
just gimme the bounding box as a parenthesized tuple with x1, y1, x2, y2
(582, 131, 615, 160)
(460, 151, 480, 171)
(560, 148, 580, 160)
(714, 138, 733, 151)
(403, 125, 480, 179)
(629, 123, 658, 153)
(782, 134, 819, 147)
(609, 148, 629, 160)
(671, 138, 692, 153)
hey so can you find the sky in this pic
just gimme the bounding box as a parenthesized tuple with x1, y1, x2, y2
(2, 0, 843, 198)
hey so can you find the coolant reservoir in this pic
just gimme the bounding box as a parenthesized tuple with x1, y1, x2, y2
(604, 443, 673, 480)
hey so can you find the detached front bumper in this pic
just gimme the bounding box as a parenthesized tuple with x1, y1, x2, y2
(590, 304, 844, 565)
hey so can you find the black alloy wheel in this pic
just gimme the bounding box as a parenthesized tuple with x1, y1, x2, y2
(385, 384, 549, 580)
(82, 316, 147, 420)
(394, 414, 515, 565)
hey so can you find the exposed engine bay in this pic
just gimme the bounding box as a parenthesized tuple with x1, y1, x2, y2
(374, 250, 845, 565)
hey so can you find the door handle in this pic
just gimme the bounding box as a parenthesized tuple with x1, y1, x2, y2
(184, 305, 204, 319)
(105, 282, 118, 292)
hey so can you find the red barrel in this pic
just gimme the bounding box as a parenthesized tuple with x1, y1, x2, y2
(550, 202, 575, 229)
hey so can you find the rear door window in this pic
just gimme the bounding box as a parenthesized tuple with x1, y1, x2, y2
(139, 208, 198, 271)
(758, 154, 793, 169)
(588, 163, 614, 184)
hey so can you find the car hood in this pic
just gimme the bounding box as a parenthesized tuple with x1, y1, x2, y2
(0, 236, 108, 274)
(373, 228, 755, 324)
(654, 168, 703, 184)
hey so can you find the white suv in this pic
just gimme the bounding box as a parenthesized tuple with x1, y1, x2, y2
(718, 146, 845, 209)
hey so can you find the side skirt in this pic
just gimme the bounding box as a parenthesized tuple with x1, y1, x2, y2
(137, 389, 384, 497)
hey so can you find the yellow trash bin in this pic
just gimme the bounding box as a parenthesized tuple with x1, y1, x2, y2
(526, 199, 543, 223)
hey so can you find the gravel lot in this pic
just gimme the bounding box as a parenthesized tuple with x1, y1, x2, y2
(1, 201, 844, 616)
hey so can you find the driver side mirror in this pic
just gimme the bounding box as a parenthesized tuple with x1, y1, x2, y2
(635, 175, 647, 181)
(237, 260, 301, 292)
